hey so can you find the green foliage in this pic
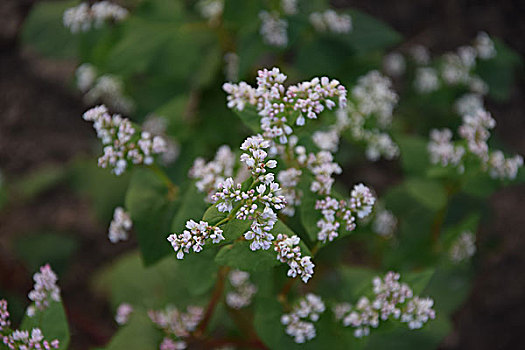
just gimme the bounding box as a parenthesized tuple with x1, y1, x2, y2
(16, 0, 524, 348)
(103, 310, 162, 350)
(21, 0, 80, 58)
(125, 168, 176, 265)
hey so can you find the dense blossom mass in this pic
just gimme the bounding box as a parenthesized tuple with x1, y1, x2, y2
(63, 1, 128, 33)
(223, 67, 347, 144)
(428, 108, 523, 179)
(281, 294, 326, 343)
(26, 264, 61, 317)
(309, 10, 352, 33)
(274, 234, 315, 283)
(108, 207, 132, 243)
(149, 305, 204, 350)
(83, 105, 167, 175)
(334, 272, 436, 337)
(450, 231, 476, 263)
(315, 184, 376, 243)
(226, 270, 257, 309)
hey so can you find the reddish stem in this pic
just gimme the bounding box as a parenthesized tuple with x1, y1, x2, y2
(195, 266, 229, 335)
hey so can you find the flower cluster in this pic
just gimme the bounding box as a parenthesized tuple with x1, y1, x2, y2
(274, 234, 315, 283)
(63, 1, 128, 33)
(372, 208, 397, 237)
(223, 67, 347, 144)
(455, 93, 484, 117)
(427, 129, 465, 169)
(281, 294, 325, 343)
(26, 265, 61, 317)
(108, 207, 132, 243)
(149, 305, 204, 350)
(115, 303, 134, 326)
(1, 325, 60, 350)
(296, 148, 342, 195)
(225, 270, 257, 309)
(281, 0, 299, 15)
(334, 272, 435, 337)
(76, 64, 134, 114)
(428, 108, 523, 180)
(167, 220, 225, 259)
(315, 184, 375, 243)
(410, 32, 496, 95)
(383, 52, 406, 78)
(197, 0, 224, 26)
(449, 231, 476, 263)
(142, 114, 179, 166)
(414, 67, 440, 93)
(189, 145, 236, 201)
(335, 71, 399, 161)
(309, 10, 352, 34)
(83, 105, 167, 175)
(277, 168, 302, 216)
(259, 11, 288, 47)
(239, 135, 277, 180)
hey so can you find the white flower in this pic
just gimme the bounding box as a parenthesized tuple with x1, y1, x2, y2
(115, 303, 134, 325)
(63, 1, 127, 33)
(473, 32, 496, 60)
(167, 220, 224, 259)
(455, 93, 484, 116)
(149, 305, 204, 341)
(373, 208, 397, 237)
(409, 45, 431, 65)
(309, 10, 352, 34)
(281, 0, 299, 15)
(259, 11, 288, 47)
(226, 270, 257, 309)
(27, 265, 61, 315)
(449, 231, 476, 263)
(414, 67, 439, 93)
(197, 0, 224, 25)
(281, 294, 325, 343)
(383, 52, 406, 77)
(223, 52, 239, 82)
(428, 129, 465, 168)
(108, 207, 132, 243)
(75, 63, 97, 92)
(274, 234, 315, 283)
(335, 272, 435, 337)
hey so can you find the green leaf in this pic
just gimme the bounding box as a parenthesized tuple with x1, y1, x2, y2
(215, 241, 279, 271)
(202, 204, 227, 225)
(403, 269, 435, 295)
(221, 218, 251, 243)
(365, 314, 451, 350)
(14, 232, 79, 275)
(125, 168, 175, 265)
(396, 135, 431, 175)
(223, 0, 264, 28)
(104, 310, 162, 350)
(233, 106, 262, 133)
(338, 266, 377, 301)
(21, 301, 69, 350)
(345, 9, 402, 53)
(299, 191, 323, 241)
(171, 184, 208, 233)
(477, 38, 521, 102)
(21, 0, 80, 59)
(405, 178, 447, 211)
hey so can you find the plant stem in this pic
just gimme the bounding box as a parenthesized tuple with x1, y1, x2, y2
(195, 266, 230, 336)
(147, 164, 178, 200)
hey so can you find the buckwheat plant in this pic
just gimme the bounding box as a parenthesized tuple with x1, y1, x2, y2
(21, 1, 525, 348)
(333, 272, 435, 338)
(1, 265, 65, 349)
